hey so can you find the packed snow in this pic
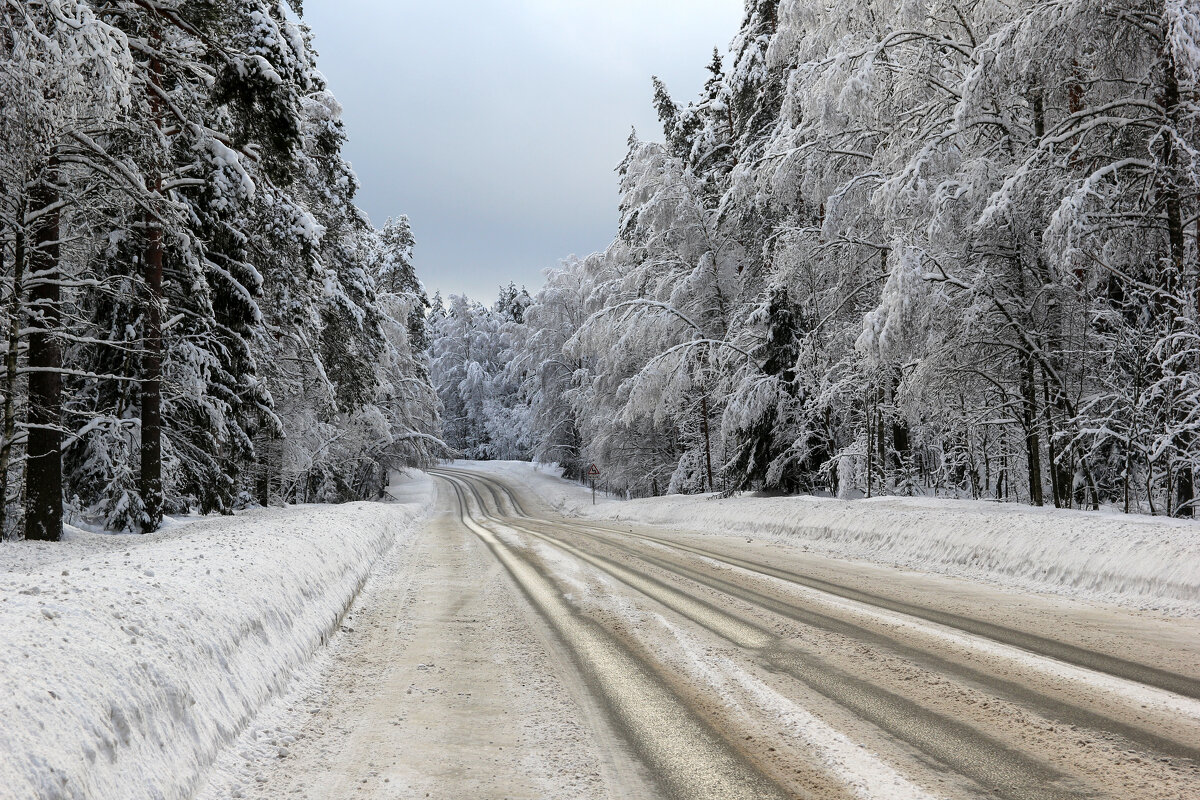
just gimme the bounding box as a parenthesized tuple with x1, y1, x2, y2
(460, 461, 1200, 616)
(0, 472, 434, 800)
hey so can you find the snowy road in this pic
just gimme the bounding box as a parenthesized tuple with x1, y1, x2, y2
(221, 465, 1200, 800)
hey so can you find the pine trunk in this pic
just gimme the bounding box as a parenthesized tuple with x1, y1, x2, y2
(888, 372, 909, 482)
(1042, 374, 1071, 509)
(0, 215, 26, 539)
(1022, 359, 1044, 506)
(1162, 51, 1194, 518)
(24, 165, 62, 542)
(876, 387, 887, 490)
(700, 394, 714, 492)
(865, 394, 874, 499)
(140, 50, 165, 532)
(140, 209, 163, 531)
(256, 443, 270, 508)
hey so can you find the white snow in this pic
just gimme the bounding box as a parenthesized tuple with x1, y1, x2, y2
(0, 472, 434, 800)
(656, 616, 942, 800)
(461, 461, 1200, 616)
(741, 560, 1200, 722)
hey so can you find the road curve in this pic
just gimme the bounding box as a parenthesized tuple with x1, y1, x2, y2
(441, 474, 794, 800)
(432, 465, 1200, 800)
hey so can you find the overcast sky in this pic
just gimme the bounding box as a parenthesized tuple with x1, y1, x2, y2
(301, 1, 744, 303)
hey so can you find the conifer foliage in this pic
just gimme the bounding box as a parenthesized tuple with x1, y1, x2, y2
(0, 1, 443, 540)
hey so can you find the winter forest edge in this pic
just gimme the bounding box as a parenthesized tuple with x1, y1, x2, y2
(4, 0, 1200, 546)
(431, 0, 1200, 517)
(2, 0, 444, 541)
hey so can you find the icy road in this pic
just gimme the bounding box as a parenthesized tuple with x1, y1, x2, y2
(214, 465, 1200, 800)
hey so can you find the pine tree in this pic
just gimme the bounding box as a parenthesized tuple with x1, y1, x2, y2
(1, 0, 133, 540)
(24, 157, 64, 541)
(724, 285, 806, 492)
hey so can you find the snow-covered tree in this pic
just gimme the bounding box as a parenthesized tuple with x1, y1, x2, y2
(497, 0, 1200, 517)
(429, 288, 532, 462)
(1, 1, 442, 539)
(0, 0, 133, 540)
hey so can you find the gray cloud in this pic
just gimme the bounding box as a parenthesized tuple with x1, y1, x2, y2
(300, 0, 743, 303)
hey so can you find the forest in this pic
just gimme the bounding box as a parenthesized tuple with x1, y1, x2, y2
(5, 0, 1198, 543)
(0, 0, 443, 541)
(5, 6, 1200, 799)
(430, 0, 1200, 517)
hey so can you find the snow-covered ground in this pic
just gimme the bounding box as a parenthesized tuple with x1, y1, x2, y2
(461, 461, 1200, 616)
(0, 472, 434, 800)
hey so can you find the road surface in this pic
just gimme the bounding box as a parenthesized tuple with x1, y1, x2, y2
(208, 465, 1200, 800)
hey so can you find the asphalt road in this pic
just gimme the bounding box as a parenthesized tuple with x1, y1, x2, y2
(213, 465, 1200, 800)
(433, 466, 1200, 800)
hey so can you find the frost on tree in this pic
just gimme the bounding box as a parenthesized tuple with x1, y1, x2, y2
(430, 0, 1200, 516)
(0, 0, 443, 539)
(429, 288, 533, 463)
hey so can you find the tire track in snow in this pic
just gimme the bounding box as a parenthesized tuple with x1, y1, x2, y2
(452, 466, 1200, 702)
(495, 516, 1087, 800)
(441, 469, 1091, 800)
(442, 466, 1200, 798)
(438, 474, 796, 800)
(511, 513, 1200, 763)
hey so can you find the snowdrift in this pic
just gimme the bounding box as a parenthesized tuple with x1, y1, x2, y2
(467, 461, 1200, 616)
(0, 476, 433, 800)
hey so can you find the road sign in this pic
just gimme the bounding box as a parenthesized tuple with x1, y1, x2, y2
(588, 464, 601, 504)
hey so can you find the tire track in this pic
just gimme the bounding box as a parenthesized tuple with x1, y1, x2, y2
(440, 470, 1093, 800)
(510, 514, 1200, 763)
(434, 465, 1200, 796)
(437, 474, 798, 800)
(444, 466, 1200, 701)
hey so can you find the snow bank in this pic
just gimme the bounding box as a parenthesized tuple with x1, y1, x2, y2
(0, 472, 434, 800)
(464, 461, 1200, 616)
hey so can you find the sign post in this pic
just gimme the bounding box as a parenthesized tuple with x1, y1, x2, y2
(587, 464, 601, 505)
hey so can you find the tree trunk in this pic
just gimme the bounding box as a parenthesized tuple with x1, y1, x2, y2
(876, 387, 887, 489)
(865, 393, 874, 499)
(888, 373, 910, 488)
(890, 420, 910, 472)
(140, 205, 164, 530)
(140, 49, 165, 532)
(257, 451, 270, 507)
(1022, 359, 1044, 506)
(1042, 372, 1070, 509)
(254, 432, 271, 507)
(1162, 51, 1194, 518)
(1174, 461, 1194, 519)
(0, 214, 26, 540)
(700, 394, 714, 492)
(24, 163, 63, 542)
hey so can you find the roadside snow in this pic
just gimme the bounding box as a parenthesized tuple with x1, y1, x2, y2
(0, 472, 434, 800)
(460, 461, 1200, 616)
